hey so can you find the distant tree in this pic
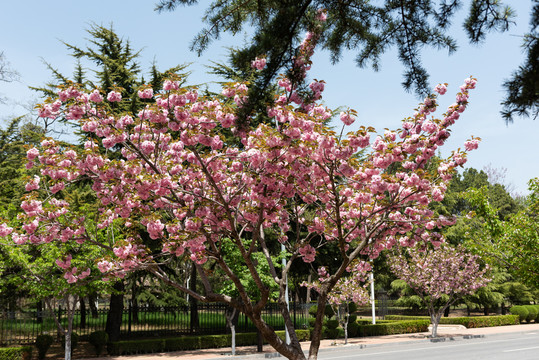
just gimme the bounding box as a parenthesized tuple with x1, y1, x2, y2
(32, 23, 186, 135)
(0, 51, 19, 104)
(390, 245, 490, 337)
(465, 179, 539, 289)
(304, 261, 370, 344)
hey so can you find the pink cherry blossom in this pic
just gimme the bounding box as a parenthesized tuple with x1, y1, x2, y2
(298, 244, 316, 263)
(89, 90, 104, 103)
(251, 57, 267, 70)
(339, 111, 355, 126)
(106, 91, 122, 102)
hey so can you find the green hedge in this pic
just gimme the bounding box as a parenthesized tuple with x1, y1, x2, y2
(356, 320, 429, 337)
(385, 315, 519, 327)
(510, 305, 539, 323)
(108, 330, 310, 356)
(0, 347, 33, 360)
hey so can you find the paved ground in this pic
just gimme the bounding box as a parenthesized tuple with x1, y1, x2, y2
(81, 323, 539, 360)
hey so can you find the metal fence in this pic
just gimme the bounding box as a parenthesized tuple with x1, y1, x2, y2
(0, 302, 310, 346)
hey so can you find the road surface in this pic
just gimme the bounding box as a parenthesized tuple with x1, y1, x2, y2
(318, 331, 539, 360)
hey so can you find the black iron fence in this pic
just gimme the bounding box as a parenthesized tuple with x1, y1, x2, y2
(0, 302, 310, 346)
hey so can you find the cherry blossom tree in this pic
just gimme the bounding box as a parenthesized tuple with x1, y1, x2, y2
(0, 15, 482, 360)
(389, 245, 490, 337)
(303, 261, 370, 344)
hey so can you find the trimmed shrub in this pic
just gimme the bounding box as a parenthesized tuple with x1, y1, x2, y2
(347, 321, 360, 338)
(356, 318, 372, 325)
(308, 305, 318, 318)
(323, 328, 344, 339)
(510, 306, 529, 323)
(385, 314, 520, 327)
(108, 330, 310, 356)
(35, 334, 54, 360)
(524, 305, 538, 323)
(348, 315, 357, 323)
(324, 305, 335, 318)
(325, 319, 339, 330)
(0, 347, 33, 360)
(348, 302, 358, 314)
(308, 317, 317, 328)
(357, 320, 429, 337)
(535, 305, 539, 322)
(88, 331, 109, 356)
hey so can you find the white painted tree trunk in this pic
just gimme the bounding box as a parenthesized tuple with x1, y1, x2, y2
(231, 325, 236, 355)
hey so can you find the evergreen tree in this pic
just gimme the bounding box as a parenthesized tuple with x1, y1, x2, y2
(501, 0, 538, 122)
(156, 0, 537, 122)
(156, 0, 515, 97)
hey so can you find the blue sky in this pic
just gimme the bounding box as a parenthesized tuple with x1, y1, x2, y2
(0, 1, 536, 195)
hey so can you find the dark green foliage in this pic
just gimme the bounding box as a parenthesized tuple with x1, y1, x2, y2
(386, 314, 520, 327)
(308, 304, 334, 319)
(32, 24, 186, 130)
(107, 330, 310, 355)
(323, 328, 344, 339)
(501, 1, 538, 122)
(524, 305, 538, 322)
(0, 347, 32, 360)
(156, 0, 516, 98)
(324, 304, 335, 318)
(325, 319, 339, 330)
(347, 321, 360, 338)
(88, 331, 109, 356)
(356, 320, 430, 336)
(35, 334, 54, 360)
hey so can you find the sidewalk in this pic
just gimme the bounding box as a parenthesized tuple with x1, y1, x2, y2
(82, 323, 539, 360)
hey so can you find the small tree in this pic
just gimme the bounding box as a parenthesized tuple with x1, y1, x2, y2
(389, 245, 490, 337)
(302, 261, 370, 344)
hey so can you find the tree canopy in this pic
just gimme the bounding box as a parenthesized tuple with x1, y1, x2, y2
(1, 25, 483, 357)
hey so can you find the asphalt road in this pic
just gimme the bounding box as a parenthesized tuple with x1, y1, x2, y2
(318, 331, 539, 360)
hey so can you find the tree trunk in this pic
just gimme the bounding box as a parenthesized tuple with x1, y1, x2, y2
(307, 294, 329, 359)
(231, 325, 236, 355)
(131, 279, 139, 324)
(484, 306, 490, 316)
(225, 306, 239, 355)
(64, 332, 71, 360)
(36, 300, 43, 324)
(189, 265, 199, 333)
(430, 309, 443, 338)
(105, 281, 124, 342)
(89, 293, 98, 318)
(80, 298, 86, 329)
